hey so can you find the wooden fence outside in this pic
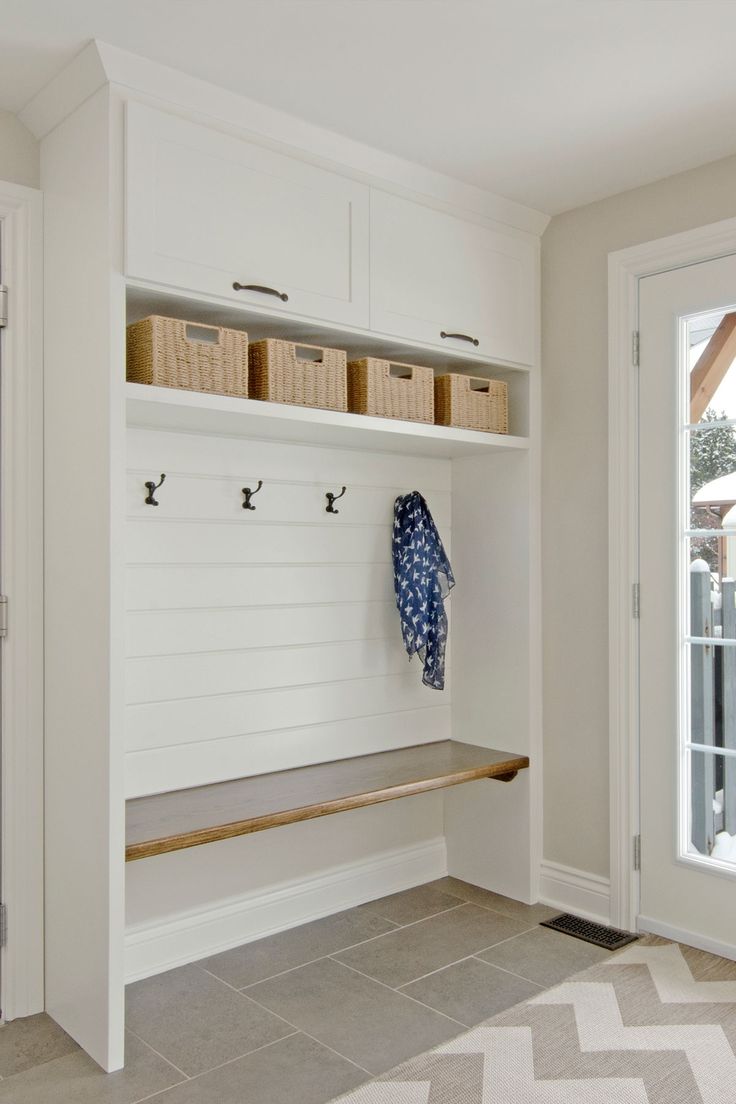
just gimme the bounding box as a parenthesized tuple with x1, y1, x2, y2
(690, 560, 736, 853)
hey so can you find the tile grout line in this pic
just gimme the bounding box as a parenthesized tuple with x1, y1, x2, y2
(192, 969, 307, 1037)
(199, 907, 540, 1004)
(388, 925, 541, 992)
(294, 1029, 374, 1077)
(395, 951, 494, 992)
(197, 961, 376, 1077)
(436, 882, 557, 923)
(124, 1027, 192, 1082)
(331, 958, 468, 1029)
(360, 900, 467, 927)
(201, 905, 470, 993)
(468, 955, 546, 989)
(129, 1031, 302, 1104)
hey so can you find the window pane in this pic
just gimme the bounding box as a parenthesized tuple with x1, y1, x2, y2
(689, 425, 736, 533)
(688, 749, 736, 863)
(689, 309, 736, 424)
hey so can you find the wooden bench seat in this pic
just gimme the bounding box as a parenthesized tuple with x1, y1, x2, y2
(126, 740, 529, 861)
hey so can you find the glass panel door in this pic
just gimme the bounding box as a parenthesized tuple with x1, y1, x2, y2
(638, 252, 736, 950)
(686, 311, 736, 870)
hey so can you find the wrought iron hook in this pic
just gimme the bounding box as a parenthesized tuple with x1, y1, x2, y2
(242, 480, 264, 511)
(325, 486, 347, 514)
(144, 474, 166, 506)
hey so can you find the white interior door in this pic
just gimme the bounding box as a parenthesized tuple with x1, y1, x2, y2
(639, 252, 736, 956)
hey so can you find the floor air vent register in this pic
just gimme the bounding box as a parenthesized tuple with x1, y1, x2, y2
(541, 913, 639, 951)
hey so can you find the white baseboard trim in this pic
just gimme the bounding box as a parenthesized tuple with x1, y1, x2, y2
(638, 915, 736, 962)
(538, 860, 611, 925)
(125, 836, 447, 982)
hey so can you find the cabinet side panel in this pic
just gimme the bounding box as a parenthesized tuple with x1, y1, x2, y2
(446, 450, 534, 901)
(43, 89, 125, 1071)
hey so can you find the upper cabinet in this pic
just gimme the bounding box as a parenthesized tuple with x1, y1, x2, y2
(370, 191, 535, 367)
(125, 104, 370, 328)
(124, 104, 538, 368)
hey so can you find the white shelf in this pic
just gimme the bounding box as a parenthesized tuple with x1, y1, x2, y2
(125, 383, 529, 459)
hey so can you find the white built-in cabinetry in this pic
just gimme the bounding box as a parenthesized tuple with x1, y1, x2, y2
(126, 104, 370, 328)
(370, 190, 535, 366)
(35, 43, 544, 1074)
(125, 102, 536, 369)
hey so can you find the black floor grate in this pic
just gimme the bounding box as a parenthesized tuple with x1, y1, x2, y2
(540, 913, 639, 951)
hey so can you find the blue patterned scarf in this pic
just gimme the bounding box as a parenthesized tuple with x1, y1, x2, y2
(392, 492, 455, 690)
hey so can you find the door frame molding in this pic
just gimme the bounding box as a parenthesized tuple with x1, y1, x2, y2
(608, 215, 736, 931)
(0, 181, 44, 1019)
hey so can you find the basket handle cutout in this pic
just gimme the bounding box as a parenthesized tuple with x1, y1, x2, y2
(387, 363, 413, 379)
(184, 323, 221, 345)
(469, 380, 491, 393)
(294, 345, 324, 363)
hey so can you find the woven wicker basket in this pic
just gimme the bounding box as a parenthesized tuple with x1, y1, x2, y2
(347, 358, 434, 423)
(249, 339, 347, 411)
(434, 373, 508, 434)
(127, 316, 249, 398)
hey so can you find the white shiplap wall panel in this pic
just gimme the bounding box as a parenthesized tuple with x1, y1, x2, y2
(126, 673, 446, 753)
(125, 708, 451, 795)
(126, 601, 397, 656)
(127, 428, 451, 490)
(128, 520, 424, 566)
(125, 427, 452, 796)
(126, 638, 411, 703)
(127, 563, 395, 610)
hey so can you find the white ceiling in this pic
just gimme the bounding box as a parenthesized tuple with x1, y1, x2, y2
(3, 0, 736, 215)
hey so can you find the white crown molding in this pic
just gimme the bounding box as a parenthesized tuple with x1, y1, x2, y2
(20, 39, 549, 239)
(18, 41, 107, 143)
(125, 836, 447, 983)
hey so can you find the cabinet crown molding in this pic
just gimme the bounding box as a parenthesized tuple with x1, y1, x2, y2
(20, 38, 549, 239)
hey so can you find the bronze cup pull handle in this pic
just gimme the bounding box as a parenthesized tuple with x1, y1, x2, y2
(440, 331, 479, 347)
(233, 282, 289, 302)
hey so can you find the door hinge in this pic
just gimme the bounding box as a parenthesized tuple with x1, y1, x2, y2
(633, 834, 641, 871)
(0, 903, 8, 947)
(0, 285, 7, 329)
(632, 330, 639, 367)
(632, 582, 640, 619)
(0, 595, 7, 638)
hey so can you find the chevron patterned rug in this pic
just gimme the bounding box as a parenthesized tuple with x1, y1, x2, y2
(330, 936, 736, 1104)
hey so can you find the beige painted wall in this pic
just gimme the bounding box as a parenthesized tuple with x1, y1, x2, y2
(542, 152, 736, 878)
(0, 110, 39, 188)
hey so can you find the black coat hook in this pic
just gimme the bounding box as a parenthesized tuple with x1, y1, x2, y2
(325, 486, 347, 514)
(144, 474, 166, 506)
(242, 480, 263, 511)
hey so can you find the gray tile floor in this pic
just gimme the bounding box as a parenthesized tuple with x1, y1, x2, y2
(0, 878, 608, 1103)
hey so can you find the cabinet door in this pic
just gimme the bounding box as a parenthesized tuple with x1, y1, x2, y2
(370, 190, 535, 366)
(126, 104, 369, 328)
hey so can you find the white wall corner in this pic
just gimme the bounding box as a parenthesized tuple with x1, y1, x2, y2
(125, 836, 447, 983)
(539, 860, 611, 925)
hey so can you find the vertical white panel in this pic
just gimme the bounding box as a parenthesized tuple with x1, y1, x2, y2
(445, 449, 535, 901)
(43, 89, 125, 1072)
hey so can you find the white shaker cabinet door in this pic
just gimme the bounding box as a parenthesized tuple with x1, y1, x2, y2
(370, 190, 535, 367)
(125, 104, 369, 328)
